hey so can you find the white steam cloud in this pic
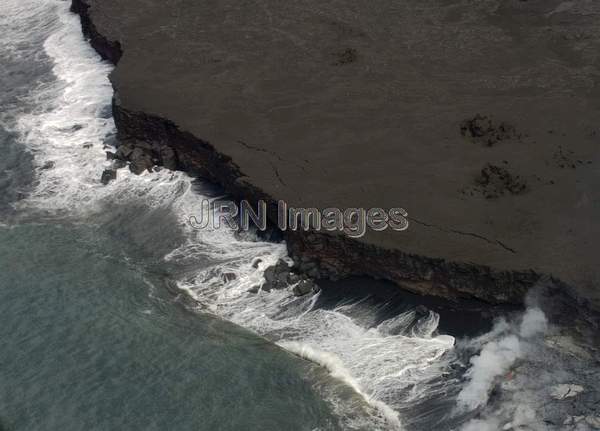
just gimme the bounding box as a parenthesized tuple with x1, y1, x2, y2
(456, 307, 548, 411)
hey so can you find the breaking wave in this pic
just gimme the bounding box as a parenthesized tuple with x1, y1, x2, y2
(6, 1, 600, 430)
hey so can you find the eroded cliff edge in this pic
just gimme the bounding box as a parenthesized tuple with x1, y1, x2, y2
(71, 0, 600, 307)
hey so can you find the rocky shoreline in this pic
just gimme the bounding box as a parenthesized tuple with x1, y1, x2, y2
(70, 0, 598, 309)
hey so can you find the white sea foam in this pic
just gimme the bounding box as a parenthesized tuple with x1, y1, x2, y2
(18, 1, 588, 429)
(5, 2, 460, 428)
(175, 228, 457, 429)
(280, 341, 403, 429)
(18, 2, 589, 430)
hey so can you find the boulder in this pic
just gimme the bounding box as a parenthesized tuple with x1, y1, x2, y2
(287, 272, 302, 284)
(263, 259, 290, 290)
(113, 159, 127, 169)
(550, 384, 585, 400)
(128, 147, 154, 174)
(160, 146, 178, 170)
(100, 169, 117, 185)
(293, 280, 320, 297)
(114, 142, 135, 160)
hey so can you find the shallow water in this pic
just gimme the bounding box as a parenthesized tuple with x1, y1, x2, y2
(2, 1, 600, 430)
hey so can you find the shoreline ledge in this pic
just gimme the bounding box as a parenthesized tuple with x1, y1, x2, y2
(71, 0, 600, 308)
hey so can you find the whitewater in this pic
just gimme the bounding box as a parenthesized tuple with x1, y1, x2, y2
(3, 1, 600, 430)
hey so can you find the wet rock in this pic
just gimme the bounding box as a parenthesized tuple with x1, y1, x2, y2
(100, 169, 117, 185)
(287, 272, 302, 284)
(132, 140, 154, 151)
(252, 258, 263, 269)
(263, 259, 290, 290)
(248, 285, 260, 294)
(113, 159, 127, 169)
(297, 260, 317, 272)
(41, 161, 55, 170)
(292, 279, 320, 296)
(160, 146, 178, 170)
(128, 147, 154, 174)
(258, 228, 284, 243)
(114, 142, 135, 160)
(106, 151, 116, 160)
(307, 267, 320, 278)
(550, 384, 585, 400)
(291, 254, 301, 265)
(82, 143, 93, 149)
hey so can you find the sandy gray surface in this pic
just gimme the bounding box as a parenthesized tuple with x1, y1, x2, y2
(83, 0, 600, 303)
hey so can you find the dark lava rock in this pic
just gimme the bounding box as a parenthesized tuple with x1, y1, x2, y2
(112, 139, 178, 173)
(114, 142, 135, 160)
(287, 272, 302, 284)
(252, 258, 263, 269)
(258, 258, 317, 294)
(553, 145, 588, 169)
(263, 259, 290, 290)
(460, 114, 519, 147)
(100, 169, 117, 185)
(41, 161, 55, 170)
(293, 280, 320, 297)
(248, 285, 260, 294)
(475, 163, 528, 199)
(414, 305, 429, 317)
(334, 48, 357, 65)
(307, 267, 320, 279)
(159, 146, 178, 170)
(113, 159, 127, 169)
(128, 147, 154, 174)
(73, 0, 600, 307)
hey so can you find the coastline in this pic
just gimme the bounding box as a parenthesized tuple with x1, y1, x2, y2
(69, 0, 596, 309)
(6, 2, 600, 430)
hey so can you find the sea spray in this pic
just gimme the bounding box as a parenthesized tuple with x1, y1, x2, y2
(280, 341, 403, 430)
(16, 3, 459, 427)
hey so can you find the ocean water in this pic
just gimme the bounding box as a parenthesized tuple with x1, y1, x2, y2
(1, 1, 599, 430)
